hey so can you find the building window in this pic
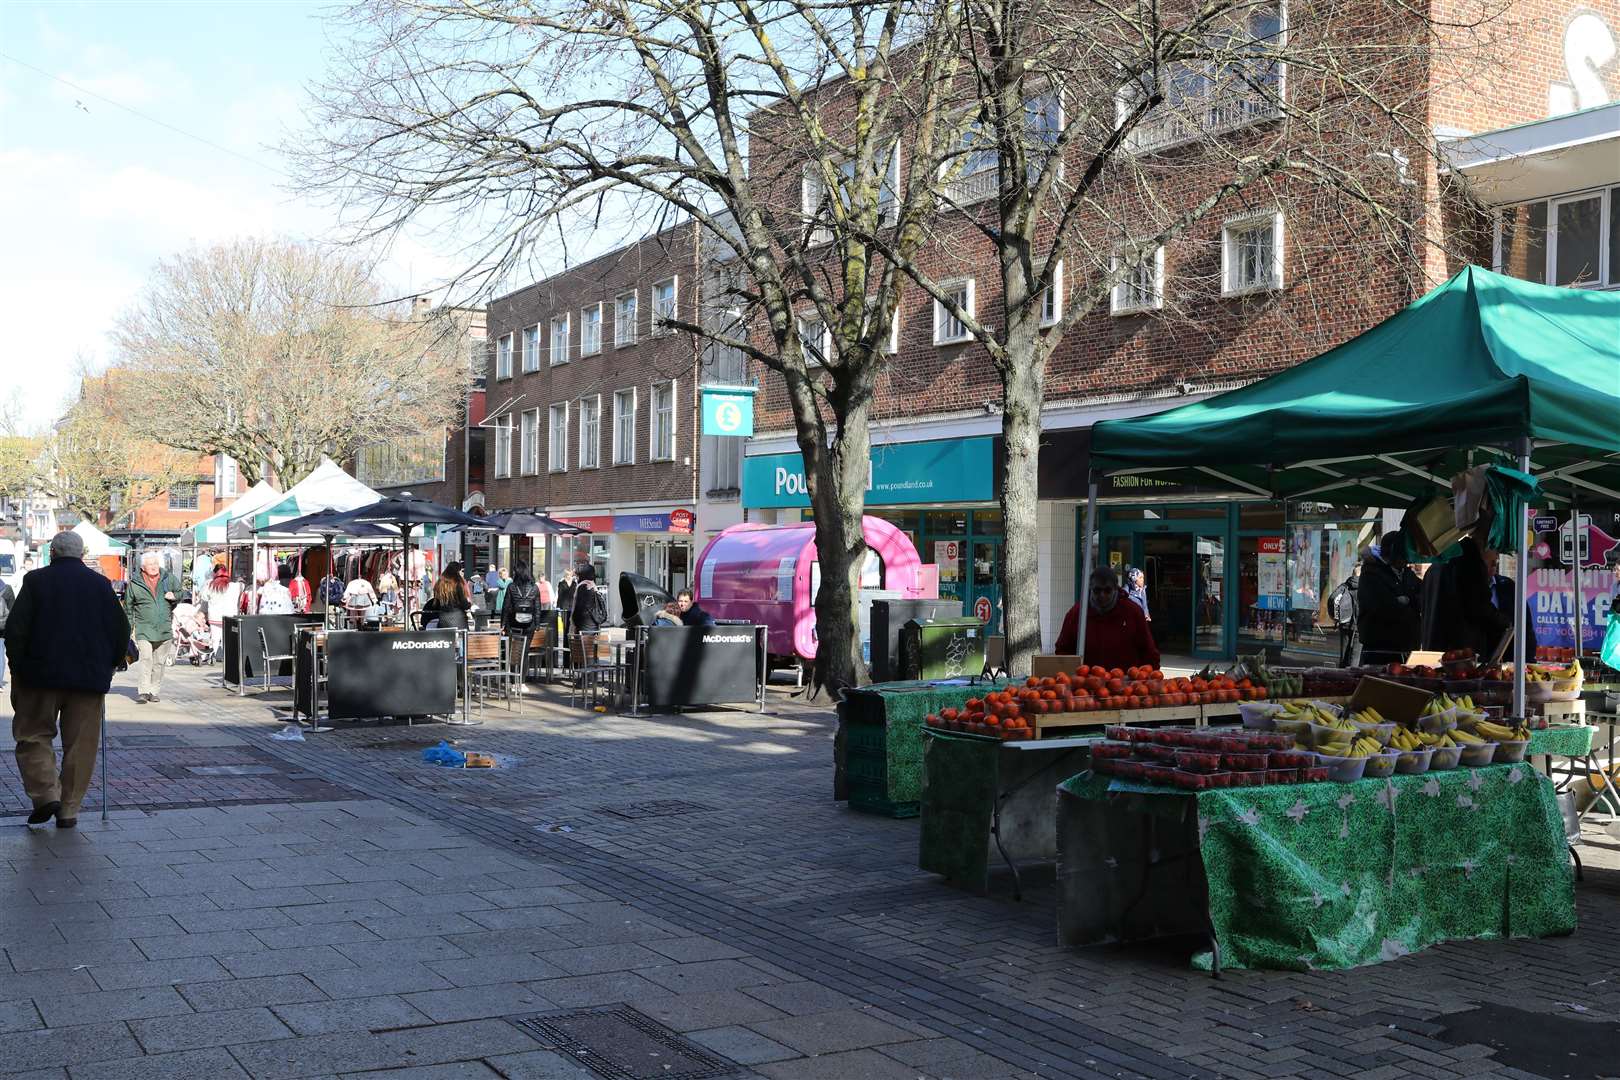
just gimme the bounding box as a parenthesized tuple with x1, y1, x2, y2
(865, 299, 900, 354)
(491, 415, 513, 479)
(549, 314, 570, 365)
(612, 389, 637, 465)
(213, 455, 238, 498)
(168, 483, 199, 510)
(652, 277, 678, 334)
(1111, 247, 1165, 314)
(519, 408, 539, 475)
(495, 333, 513, 379)
(355, 434, 448, 488)
(1496, 186, 1618, 289)
(1221, 211, 1284, 295)
(615, 291, 638, 347)
(1041, 260, 1064, 326)
(548, 403, 568, 473)
(933, 279, 975, 344)
(1118, 3, 1284, 154)
(578, 396, 601, 469)
(581, 304, 603, 356)
(937, 95, 1062, 208)
(801, 142, 901, 245)
(796, 315, 830, 368)
(651, 380, 676, 461)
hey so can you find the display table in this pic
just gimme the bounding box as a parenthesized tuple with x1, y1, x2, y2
(1056, 765, 1576, 973)
(919, 729, 1096, 896)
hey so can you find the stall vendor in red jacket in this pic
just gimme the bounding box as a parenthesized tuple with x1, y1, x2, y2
(1054, 566, 1161, 670)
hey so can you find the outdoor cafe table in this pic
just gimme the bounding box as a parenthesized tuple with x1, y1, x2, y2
(1055, 757, 1576, 974)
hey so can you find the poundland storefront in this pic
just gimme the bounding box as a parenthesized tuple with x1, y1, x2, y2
(740, 436, 1008, 633)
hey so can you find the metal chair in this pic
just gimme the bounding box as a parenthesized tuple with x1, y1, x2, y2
(526, 627, 551, 682)
(570, 630, 627, 709)
(256, 627, 294, 695)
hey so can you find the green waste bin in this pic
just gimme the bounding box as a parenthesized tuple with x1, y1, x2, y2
(899, 617, 987, 681)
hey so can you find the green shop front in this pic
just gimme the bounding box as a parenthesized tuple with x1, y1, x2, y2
(741, 436, 1006, 633)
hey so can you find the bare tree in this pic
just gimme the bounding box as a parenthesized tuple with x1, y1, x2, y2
(855, 0, 1509, 672)
(296, 0, 972, 693)
(113, 238, 469, 488)
(34, 372, 195, 530)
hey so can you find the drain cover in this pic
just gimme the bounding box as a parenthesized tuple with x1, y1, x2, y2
(596, 800, 717, 820)
(185, 765, 283, 776)
(514, 1005, 737, 1080)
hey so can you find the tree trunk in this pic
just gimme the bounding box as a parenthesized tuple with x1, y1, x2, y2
(804, 405, 872, 697)
(1000, 312, 1046, 678)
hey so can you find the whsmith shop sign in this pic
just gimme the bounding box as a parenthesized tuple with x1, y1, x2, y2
(742, 437, 993, 509)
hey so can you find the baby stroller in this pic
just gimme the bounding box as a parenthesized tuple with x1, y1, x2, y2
(171, 602, 213, 666)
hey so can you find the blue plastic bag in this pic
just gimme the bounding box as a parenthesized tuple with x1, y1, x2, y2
(421, 741, 467, 767)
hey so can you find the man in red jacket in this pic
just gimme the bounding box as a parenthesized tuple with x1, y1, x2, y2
(1054, 566, 1161, 670)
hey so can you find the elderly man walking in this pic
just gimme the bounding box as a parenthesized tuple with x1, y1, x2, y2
(4, 531, 130, 827)
(126, 551, 183, 703)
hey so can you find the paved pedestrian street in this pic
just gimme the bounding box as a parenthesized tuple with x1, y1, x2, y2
(2, 666, 1618, 1080)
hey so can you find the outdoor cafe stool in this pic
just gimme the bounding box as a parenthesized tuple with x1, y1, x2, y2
(464, 632, 509, 713)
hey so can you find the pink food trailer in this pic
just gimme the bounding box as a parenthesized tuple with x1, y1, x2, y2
(693, 518, 938, 661)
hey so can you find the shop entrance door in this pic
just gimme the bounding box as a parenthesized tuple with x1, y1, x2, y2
(1140, 534, 1195, 655)
(969, 539, 1002, 635)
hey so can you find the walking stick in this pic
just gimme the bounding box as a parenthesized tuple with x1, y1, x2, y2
(100, 697, 108, 822)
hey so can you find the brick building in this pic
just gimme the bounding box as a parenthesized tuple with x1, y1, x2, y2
(735, 0, 1619, 660)
(104, 452, 240, 540)
(481, 224, 745, 612)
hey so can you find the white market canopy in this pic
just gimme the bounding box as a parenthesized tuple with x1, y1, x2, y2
(178, 480, 283, 546)
(230, 458, 383, 541)
(71, 520, 127, 556)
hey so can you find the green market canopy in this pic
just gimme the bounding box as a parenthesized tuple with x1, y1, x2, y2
(230, 458, 382, 541)
(177, 480, 282, 547)
(1089, 267, 1620, 507)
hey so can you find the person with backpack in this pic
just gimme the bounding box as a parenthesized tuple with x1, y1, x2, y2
(501, 562, 541, 686)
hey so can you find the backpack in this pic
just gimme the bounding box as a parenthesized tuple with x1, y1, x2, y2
(577, 583, 608, 628)
(509, 583, 537, 625)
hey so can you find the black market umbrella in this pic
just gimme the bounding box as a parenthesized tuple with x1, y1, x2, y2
(321, 496, 491, 626)
(476, 512, 587, 536)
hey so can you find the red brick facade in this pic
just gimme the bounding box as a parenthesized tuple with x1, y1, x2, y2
(482, 225, 704, 513)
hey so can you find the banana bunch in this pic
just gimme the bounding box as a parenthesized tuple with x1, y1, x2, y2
(1417, 730, 1457, 748)
(1421, 697, 1451, 717)
(1451, 728, 1487, 746)
(1345, 735, 1383, 758)
(1526, 660, 1580, 684)
(1390, 726, 1426, 751)
(1349, 707, 1387, 726)
(1476, 718, 1532, 741)
(1314, 729, 1354, 755)
(1280, 702, 1342, 725)
(1433, 693, 1477, 712)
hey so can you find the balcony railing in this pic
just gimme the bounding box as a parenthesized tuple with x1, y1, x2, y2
(1127, 89, 1281, 154)
(938, 167, 998, 209)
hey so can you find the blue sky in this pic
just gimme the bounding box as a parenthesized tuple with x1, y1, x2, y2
(0, 0, 469, 427)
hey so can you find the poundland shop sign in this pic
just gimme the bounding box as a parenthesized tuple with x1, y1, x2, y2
(742, 437, 993, 509)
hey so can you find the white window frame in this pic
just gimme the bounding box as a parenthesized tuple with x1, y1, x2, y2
(549, 314, 571, 365)
(650, 379, 677, 461)
(932, 279, 975, 345)
(495, 333, 513, 380)
(801, 142, 902, 246)
(578, 394, 601, 470)
(615, 290, 638, 347)
(520, 325, 540, 372)
(863, 299, 901, 354)
(1041, 260, 1064, 326)
(1493, 185, 1618, 289)
(1110, 247, 1165, 315)
(612, 388, 637, 465)
(652, 277, 678, 335)
(492, 414, 514, 479)
(547, 403, 569, 473)
(796, 314, 832, 368)
(518, 408, 540, 476)
(580, 303, 603, 356)
(1221, 210, 1285, 296)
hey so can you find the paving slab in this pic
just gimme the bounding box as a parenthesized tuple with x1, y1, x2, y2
(270, 994, 434, 1036)
(68, 1045, 254, 1080)
(129, 1004, 296, 1053)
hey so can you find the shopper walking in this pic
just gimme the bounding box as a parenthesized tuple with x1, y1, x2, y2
(202, 565, 242, 658)
(5, 531, 130, 827)
(501, 562, 541, 686)
(570, 564, 608, 634)
(556, 566, 579, 661)
(0, 574, 13, 690)
(126, 551, 183, 703)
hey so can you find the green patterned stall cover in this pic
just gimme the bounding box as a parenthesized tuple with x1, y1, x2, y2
(919, 730, 1003, 886)
(1527, 725, 1596, 757)
(842, 680, 1011, 807)
(1059, 764, 1575, 971)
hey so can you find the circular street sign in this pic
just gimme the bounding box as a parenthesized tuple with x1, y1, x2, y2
(974, 596, 992, 623)
(715, 400, 743, 433)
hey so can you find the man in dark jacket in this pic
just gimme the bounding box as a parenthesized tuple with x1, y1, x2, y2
(675, 588, 715, 627)
(5, 530, 130, 827)
(125, 551, 183, 703)
(1357, 531, 1423, 664)
(1433, 535, 1511, 658)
